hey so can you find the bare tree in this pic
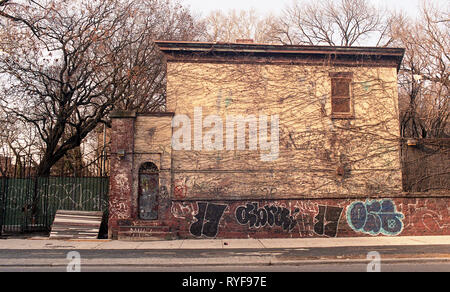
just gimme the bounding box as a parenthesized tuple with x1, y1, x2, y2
(0, 0, 201, 176)
(270, 0, 391, 47)
(200, 9, 277, 43)
(0, 109, 41, 176)
(114, 0, 203, 111)
(390, 3, 449, 138)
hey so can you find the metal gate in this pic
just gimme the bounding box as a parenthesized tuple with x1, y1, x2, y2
(0, 176, 109, 234)
(0, 177, 6, 236)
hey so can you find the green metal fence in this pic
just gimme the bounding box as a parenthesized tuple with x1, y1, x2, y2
(0, 177, 6, 235)
(0, 177, 109, 234)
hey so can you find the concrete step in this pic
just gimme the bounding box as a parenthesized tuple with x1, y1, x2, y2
(117, 225, 176, 241)
(118, 226, 171, 233)
(118, 220, 167, 227)
(117, 231, 176, 241)
(117, 233, 175, 241)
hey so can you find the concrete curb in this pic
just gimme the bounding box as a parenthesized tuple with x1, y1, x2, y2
(0, 257, 449, 268)
(1, 236, 450, 250)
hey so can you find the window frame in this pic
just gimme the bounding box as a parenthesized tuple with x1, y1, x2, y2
(329, 72, 355, 119)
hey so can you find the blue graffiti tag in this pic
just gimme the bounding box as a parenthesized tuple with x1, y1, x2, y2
(347, 200, 404, 236)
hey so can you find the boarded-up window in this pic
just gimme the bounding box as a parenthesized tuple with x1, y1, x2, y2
(330, 72, 353, 118)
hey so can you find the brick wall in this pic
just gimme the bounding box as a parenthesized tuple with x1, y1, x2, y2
(168, 196, 450, 239)
(108, 111, 136, 238)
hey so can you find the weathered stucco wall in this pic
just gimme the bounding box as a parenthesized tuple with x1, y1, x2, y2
(167, 62, 403, 199)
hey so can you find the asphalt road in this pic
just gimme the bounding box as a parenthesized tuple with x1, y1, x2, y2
(1, 244, 449, 260)
(1, 263, 450, 272)
(0, 245, 449, 272)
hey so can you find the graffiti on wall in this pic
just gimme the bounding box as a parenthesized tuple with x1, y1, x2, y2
(293, 201, 319, 237)
(160, 186, 169, 199)
(313, 205, 343, 238)
(347, 200, 404, 236)
(168, 199, 445, 239)
(235, 202, 299, 232)
(171, 202, 198, 220)
(109, 197, 130, 220)
(173, 179, 188, 200)
(400, 199, 450, 233)
(170, 200, 346, 237)
(190, 202, 227, 238)
(139, 173, 159, 220)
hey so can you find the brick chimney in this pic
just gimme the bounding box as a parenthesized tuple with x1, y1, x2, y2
(235, 39, 254, 44)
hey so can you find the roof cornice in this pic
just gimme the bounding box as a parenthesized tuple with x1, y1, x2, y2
(154, 41, 405, 70)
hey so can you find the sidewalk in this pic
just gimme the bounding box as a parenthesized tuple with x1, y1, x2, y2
(1, 235, 450, 250)
(0, 236, 450, 268)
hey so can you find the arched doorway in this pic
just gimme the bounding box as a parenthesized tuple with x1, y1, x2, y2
(138, 162, 159, 220)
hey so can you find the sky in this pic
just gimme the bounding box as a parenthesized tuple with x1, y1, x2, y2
(183, 0, 448, 18)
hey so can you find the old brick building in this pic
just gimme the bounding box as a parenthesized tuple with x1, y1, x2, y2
(108, 41, 450, 240)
